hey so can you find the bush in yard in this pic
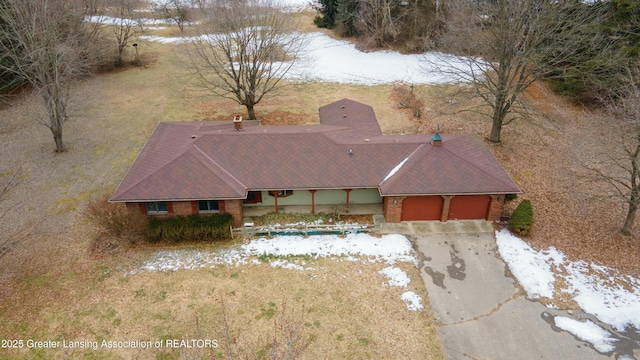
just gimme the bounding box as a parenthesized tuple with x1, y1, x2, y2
(393, 85, 424, 119)
(147, 213, 233, 242)
(85, 193, 147, 242)
(509, 199, 534, 236)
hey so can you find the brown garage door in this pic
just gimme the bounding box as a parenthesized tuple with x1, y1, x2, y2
(448, 195, 490, 220)
(401, 196, 443, 221)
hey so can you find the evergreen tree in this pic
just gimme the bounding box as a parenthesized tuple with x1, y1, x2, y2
(0, 7, 24, 92)
(537, 0, 640, 102)
(314, 0, 339, 28)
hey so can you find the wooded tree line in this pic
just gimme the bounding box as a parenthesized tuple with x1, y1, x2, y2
(315, 0, 639, 103)
(314, 0, 441, 52)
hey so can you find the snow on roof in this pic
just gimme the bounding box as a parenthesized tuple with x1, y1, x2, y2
(496, 229, 640, 333)
(382, 158, 409, 182)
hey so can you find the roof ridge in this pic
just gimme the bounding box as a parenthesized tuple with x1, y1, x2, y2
(440, 137, 519, 190)
(379, 143, 428, 191)
(111, 123, 194, 200)
(191, 144, 247, 196)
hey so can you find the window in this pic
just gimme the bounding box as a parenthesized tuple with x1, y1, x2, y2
(269, 190, 293, 197)
(198, 200, 220, 213)
(146, 202, 168, 214)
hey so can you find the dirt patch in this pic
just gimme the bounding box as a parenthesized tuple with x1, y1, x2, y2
(259, 109, 317, 126)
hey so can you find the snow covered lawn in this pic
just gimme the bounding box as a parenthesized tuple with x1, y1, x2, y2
(496, 229, 640, 352)
(132, 233, 425, 311)
(137, 30, 472, 85)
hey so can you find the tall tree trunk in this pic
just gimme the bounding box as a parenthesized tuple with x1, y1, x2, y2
(488, 68, 512, 143)
(621, 194, 638, 236)
(53, 131, 65, 152)
(622, 141, 640, 235)
(43, 88, 67, 152)
(246, 104, 256, 120)
(488, 111, 503, 143)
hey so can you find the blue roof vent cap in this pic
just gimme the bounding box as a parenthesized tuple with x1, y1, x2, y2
(431, 124, 443, 146)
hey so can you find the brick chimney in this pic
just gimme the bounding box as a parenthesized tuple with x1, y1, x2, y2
(233, 115, 243, 130)
(431, 124, 442, 146)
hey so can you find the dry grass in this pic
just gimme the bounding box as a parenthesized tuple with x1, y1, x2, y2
(0, 252, 440, 359)
(0, 19, 443, 359)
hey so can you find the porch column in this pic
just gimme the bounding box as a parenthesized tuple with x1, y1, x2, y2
(309, 190, 317, 214)
(440, 195, 455, 222)
(344, 189, 352, 213)
(271, 191, 279, 213)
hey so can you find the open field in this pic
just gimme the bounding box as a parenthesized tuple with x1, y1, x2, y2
(0, 7, 639, 360)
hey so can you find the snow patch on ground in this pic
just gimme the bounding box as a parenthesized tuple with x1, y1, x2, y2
(241, 233, 418, 265)
(270, 259, 307, 271)
(401, 291, 424, 311)
(379, 266, 411, 287)
(135, 31, 476, 85)
(132, 233, 423, 311)
(496, 230, 560, 299)
(496, 228, 640, 333)
(554, 316, 618, 353)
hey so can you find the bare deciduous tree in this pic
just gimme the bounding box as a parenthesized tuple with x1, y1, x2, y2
(153, 0, 193, 33)
(106, 0, 143, 66)
(580, 63, 640, 236)
(432, 0, 609, 143)
(0, 169, 34, 260)
(355, 0, 405, 48)
(0, 0, 100, 152)
(187, 0, 306, 120)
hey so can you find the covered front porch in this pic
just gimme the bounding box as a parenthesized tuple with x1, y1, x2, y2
(243, 203, 384, 217)
(242, 188, 383, 219)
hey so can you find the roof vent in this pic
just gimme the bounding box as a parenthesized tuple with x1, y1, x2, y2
(364, 138, 370, 142)
(233, 115, 243, 131)
(191, 135, 197, 139)
(431, 124, 442, 147)
(342, 115, 348, 118)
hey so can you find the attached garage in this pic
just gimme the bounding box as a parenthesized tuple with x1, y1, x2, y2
(401, 196, 444, 221)
(448, 195, 491, 220)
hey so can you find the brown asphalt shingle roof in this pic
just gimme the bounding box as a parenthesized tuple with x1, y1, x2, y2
(111, 99, 520, 202)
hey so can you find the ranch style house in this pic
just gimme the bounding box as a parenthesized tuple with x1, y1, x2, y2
(110, 99, 521, 227)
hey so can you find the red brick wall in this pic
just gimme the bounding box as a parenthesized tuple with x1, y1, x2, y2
(223, 199, 243, 227)
(383, 196, 405, 223)
(172, 201, 195, 216)
(487, 195, 505, 222)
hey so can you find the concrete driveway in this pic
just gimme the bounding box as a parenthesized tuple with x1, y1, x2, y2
(399, 223, 639, 360)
